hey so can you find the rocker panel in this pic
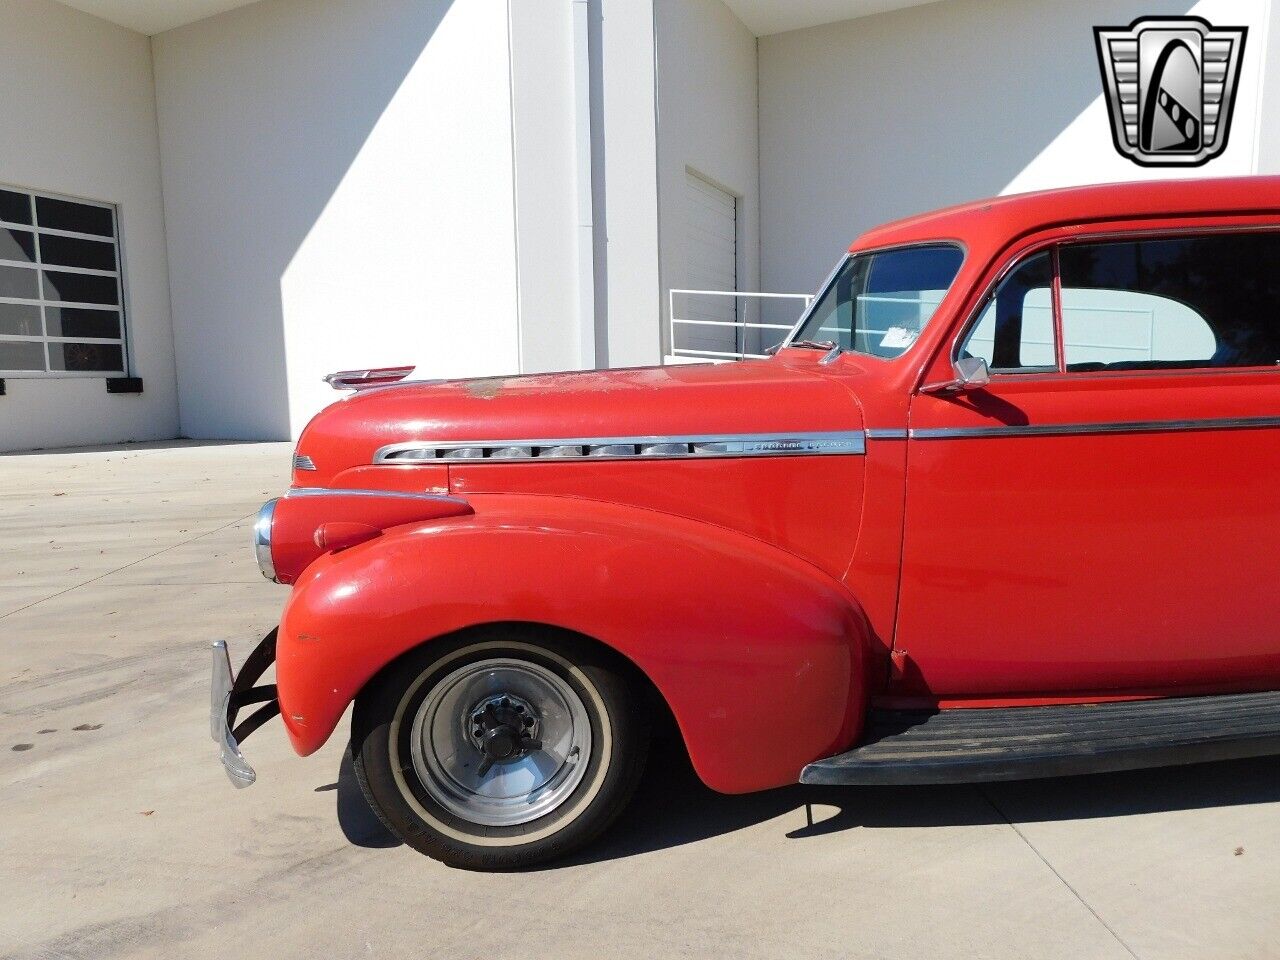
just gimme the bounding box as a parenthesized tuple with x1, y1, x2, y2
(801, 690, 1280, 784)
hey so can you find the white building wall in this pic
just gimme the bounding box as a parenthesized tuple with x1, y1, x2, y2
(508, 1, 590, 374)
(0, 0, 177, 452)
(597, 0, 664, 368)
(758, 0, 1271, 296)
(654, 0, 762, 354)
(1257, 1, 1280, 170)
(153, 0, 522, 440)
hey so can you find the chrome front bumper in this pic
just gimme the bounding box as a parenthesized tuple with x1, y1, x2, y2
(211, 641, 256, 787)
(210, 629, 280, 788)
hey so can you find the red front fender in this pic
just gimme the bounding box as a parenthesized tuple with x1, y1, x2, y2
(276, 495, 869, 793)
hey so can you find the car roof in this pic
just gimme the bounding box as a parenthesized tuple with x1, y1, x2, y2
(850, 176, 1280, 252)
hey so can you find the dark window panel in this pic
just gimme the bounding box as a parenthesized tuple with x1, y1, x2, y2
(0, 228, 36, 263)
(42, 270, 119, 306)
(44, 306, 120, 340)
(0, 264, 39, 299)
(39, 234, 116, 272)
(49, 341, 123, 373)
(1059, 233, 1280, 370)
(0, 339, 46, 371)
(0, 303, 42, 337)
(34, 197, 114, 237)
(0, 190, 32, 225)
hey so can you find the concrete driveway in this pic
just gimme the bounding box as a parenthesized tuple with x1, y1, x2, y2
(1, 441, 1276, 960)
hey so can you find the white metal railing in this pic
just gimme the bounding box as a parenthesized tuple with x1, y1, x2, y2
(666, 289, 813, 363)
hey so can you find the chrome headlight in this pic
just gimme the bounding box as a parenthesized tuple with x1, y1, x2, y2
(253, 498, 279, 582)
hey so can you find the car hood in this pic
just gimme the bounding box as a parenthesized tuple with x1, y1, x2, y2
(295, 359, 864, 485)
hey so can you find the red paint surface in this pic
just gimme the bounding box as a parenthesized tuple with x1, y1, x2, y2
(275, 496, 868, 793)
(269, 177, 1280, 786)
(269, 492, 472, 584)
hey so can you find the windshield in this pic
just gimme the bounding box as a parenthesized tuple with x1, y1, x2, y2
(790, 244, 964, 358)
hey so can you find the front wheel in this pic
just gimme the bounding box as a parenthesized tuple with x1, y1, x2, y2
(351, 627, 650, 870)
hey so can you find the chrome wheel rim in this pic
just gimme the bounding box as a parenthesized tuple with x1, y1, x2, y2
(409, 657, 593, 827)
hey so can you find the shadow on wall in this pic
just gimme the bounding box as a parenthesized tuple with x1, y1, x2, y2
(331, 731, 1280, 867)
(154, 0, 457, 440)
(757, 0, 1200, 293)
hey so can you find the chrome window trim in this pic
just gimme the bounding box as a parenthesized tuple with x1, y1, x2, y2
(373, 431, 866, 464)
(911, 416, 1280, 440)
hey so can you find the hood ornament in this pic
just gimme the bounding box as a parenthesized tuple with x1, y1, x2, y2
(323, 366, 416, 392)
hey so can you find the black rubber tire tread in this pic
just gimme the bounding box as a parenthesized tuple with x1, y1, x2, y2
(351, 625, 649, 870)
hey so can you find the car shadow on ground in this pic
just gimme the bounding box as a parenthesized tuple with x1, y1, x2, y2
(331, 735, 1280, 865)
(332, 750, 402, 849)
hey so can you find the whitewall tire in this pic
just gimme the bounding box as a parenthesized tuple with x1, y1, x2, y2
(351, 626, 650, 870)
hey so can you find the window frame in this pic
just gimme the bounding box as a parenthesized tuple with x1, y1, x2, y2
(955, 248, 1061, 374)
(0, 184, 129, 379)
(950, 223, 1280, 381)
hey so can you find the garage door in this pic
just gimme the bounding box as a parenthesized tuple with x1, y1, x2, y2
(681, 172, 738, 356)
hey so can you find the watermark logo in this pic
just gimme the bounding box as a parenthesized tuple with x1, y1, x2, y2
(1095, 16, 1246, 167)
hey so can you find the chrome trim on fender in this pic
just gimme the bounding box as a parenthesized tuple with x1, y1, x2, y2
(373, 431, 866, 464)
(284, 487, 470, 504)
(253, 499, 278, 582)
(911, 416, 1280, 440)
(293, 453, 316, 471)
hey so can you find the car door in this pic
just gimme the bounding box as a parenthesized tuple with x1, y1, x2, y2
(893, 226, 1280, 697)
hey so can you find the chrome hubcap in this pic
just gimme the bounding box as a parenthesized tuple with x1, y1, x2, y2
(409, 658, 592, 827)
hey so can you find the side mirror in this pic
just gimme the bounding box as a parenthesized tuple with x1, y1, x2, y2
(921, 356, 990, 394)
(954, 356, 990, 388)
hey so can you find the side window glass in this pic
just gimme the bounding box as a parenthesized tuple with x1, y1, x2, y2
(960, 252, 1054, 371)
(854, 246, 964, 357)
(1059, 234, 1280, 371)
(1060, 287, 1214, 370)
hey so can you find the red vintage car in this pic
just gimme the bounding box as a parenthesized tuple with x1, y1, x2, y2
(212, 176, 1280, 870)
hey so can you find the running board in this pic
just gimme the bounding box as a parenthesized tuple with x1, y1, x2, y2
(800, 690, 1280, 785)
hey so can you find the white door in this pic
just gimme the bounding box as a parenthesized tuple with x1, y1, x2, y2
(681, 172, 738, 356)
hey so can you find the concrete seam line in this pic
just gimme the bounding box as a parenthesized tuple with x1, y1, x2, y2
(976, 785, 1143, 960)
(0, 510, 258, 623)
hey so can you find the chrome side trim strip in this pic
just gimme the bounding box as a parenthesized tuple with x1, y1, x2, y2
(911, 416, 1280, 440)
(373, 431, 865, 464)
(865, 428, 909, 441)
(285, 487, 469, 504)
